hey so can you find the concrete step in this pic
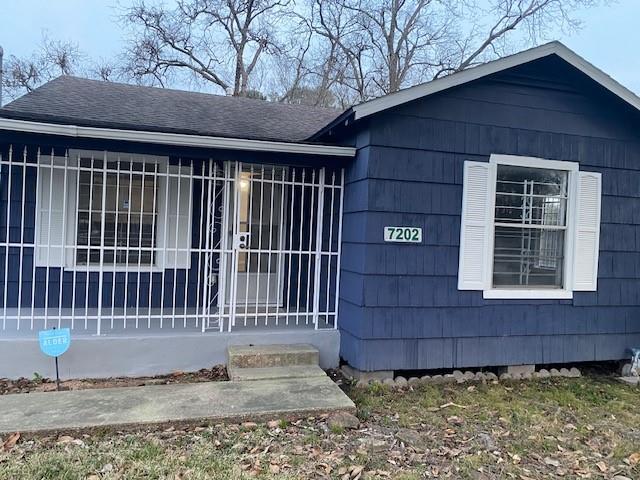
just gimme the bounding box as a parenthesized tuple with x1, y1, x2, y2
(228, 365, 326, 382)
(228, 344, 319, 369)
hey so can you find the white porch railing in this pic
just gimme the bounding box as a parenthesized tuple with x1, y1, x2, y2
(0, 144, 344, 336)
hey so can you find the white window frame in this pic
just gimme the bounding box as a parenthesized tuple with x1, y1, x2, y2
(483, 154, 579, 300)
(70, 151, 167, 272)
(35, 150, 193, 272)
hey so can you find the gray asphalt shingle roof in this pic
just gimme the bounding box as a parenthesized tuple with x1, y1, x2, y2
(0, 76, 343, 143)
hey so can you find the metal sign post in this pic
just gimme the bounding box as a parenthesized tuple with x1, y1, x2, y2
(38, 327, 71, 391)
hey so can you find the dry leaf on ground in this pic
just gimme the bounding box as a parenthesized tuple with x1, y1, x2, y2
(2, 432, 19, 451)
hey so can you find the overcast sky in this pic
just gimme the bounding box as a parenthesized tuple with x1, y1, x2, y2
(1, 0, 639, 93)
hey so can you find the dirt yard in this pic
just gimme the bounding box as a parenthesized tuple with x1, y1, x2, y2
(0, 365, 228, 395)
(0, 374, 638, 479)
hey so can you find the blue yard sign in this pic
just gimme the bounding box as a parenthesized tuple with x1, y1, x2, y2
(38, 328, 71, 357)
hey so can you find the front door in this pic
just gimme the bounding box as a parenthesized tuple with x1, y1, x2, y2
(226, 164, 286, 308)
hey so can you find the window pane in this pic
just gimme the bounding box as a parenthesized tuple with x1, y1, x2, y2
(143, 177, 156, 213)
(106, 182, 118, 212)
(493, 226, 564, 288)
(115, 249, 128, 264)
(104, 213, 116, 246)
(129, 174, 143, 213)
(76, 248, 88, 265)
(103, 249, 115, 264)
(128, 250, 143, 263)
(90, 219, 102, 246)
(129, 221, 141, 247)
(89, 249, 101, 264)
(140, 250, 154, 264)
(141, 215, 156, 247)
(77, 212, 89, 246)
(75, 159, 158, 266)
(118, 175, 132, 213)
(118, 220, 131, 247)
(91, 173, 103, 210)
(495, 165, 568, 227)
(78, 171, 92, 210)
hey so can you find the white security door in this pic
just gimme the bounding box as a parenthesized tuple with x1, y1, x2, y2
(226, 164, 286, 308)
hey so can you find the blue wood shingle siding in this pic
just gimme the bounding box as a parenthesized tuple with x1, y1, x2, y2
(339, 56, 640, 371)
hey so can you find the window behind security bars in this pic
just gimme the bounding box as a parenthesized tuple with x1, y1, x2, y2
(35, 151, 191, 270)
(76, 158, 158, 266)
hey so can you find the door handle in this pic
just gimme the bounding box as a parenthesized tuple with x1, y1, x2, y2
(234, 233, 250, 249)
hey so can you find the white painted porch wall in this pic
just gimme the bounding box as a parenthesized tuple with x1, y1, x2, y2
(0, 329, 340, 379)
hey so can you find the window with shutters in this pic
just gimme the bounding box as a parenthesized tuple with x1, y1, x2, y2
(35, 150, 193, 271)
(458, 154, 601, 299)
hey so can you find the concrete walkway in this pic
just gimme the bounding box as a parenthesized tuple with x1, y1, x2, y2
(0, 376, 355, 435)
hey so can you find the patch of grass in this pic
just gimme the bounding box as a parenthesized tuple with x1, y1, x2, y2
(27, 454, 85, 480)
(611, 441, 638, 460)
(456, 451, 495, 476)
(125, 439, 166, 462)
(0, 446, 108, 480)
(184, 444, 242, 479)
(301, 431, 321, 446)
(356, 405, 371, 421)
(278, 419, 289, 429)
(394, 472, 424, 480)
(366, 381, 389, 396)
(1, 376, 638, 479)
(329, 424, 345, 434)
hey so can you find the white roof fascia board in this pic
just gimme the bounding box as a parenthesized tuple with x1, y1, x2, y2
(353, 42, 640, 120)
(0, 117, 356, 157)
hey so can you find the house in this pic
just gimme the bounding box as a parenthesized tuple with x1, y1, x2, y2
(0, 41, 638, 379)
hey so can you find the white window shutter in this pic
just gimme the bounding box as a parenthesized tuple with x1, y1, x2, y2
(572, 171, 601, 291)
(458, 161, 492, 290)
(35, 160, 77, 267)
(156, 164, 193, 269)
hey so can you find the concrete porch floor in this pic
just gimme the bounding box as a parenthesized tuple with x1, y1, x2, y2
(0, 376, 355, 435)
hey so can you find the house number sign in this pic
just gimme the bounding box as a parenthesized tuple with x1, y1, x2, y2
(384, 226, 422, 243)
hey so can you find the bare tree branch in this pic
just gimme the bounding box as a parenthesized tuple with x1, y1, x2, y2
(3, 0, 608, 107)
(1, 34, 84, 101)
(120, 0, 292, 96)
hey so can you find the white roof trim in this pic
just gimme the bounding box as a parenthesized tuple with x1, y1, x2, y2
(0, 117, 356, 157)
(353, 41, 640, 120)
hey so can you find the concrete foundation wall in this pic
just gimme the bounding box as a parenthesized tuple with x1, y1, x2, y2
(0, 330, 340, 379)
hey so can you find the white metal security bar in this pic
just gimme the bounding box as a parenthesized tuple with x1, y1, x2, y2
(0, 145, 344, 336)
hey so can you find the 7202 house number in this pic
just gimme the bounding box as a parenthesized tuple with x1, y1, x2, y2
(384, 226, 422, 243)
